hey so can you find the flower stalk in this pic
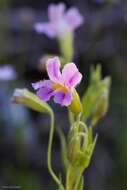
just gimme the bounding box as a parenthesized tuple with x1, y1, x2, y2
(48, 111, 64, 188)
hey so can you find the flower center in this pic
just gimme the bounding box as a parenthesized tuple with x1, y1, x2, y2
(51, 83, 68, 93)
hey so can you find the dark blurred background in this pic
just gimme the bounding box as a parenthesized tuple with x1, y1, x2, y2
(0, 0, 127, 189)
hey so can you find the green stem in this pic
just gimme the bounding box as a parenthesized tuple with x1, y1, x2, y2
(68, 109, 74, 125)
(78, 177, 84, 190)
(79, 121, 88, 134)
(75, 115, 80, 134)
(58, 32, 73, 65)
(48, 111, 64, 188)
(74, 169, 83, 190)
(66, 165, 75, 190)
(66, 165, 71, 190)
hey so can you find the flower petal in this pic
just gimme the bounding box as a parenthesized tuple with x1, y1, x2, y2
(32, 80, 53, 90)
(54, 91, 72, 106)
(65, 7, 84, 30)
(62, 63, 82, 87)
(37, 87, 54, 101)
(46, 57, 62, 83)
(34, 22, 56, 38)
(48, 3, 65, 22)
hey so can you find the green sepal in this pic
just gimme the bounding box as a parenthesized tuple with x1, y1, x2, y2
(68, 88, 82, 115)
(88, 126, 93, 144)
(67, 123, 76, 144)
(78, 134, 98, 168)
(67, 135, 81, 166)
(77, 151, 90, 168)
(90, 134, 98, 157)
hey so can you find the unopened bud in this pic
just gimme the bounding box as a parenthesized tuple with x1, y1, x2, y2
(90, 64, 101, 85)
(94, 77, 111, 118)
(11, 88, 52, 114)
(69, 88, 82, 115)
(67, 135, 80, 166)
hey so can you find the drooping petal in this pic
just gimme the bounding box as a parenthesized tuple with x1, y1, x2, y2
(32, 80, 53, 90)
(54, 91, 72, 106)
(37, 87, 54, 101)
(62, 63, 82, 87)
(46, 57, 62, 83)
(48, 3, 65, 22)
(34, 22, 56, 38)
(65, 7, 84, 30)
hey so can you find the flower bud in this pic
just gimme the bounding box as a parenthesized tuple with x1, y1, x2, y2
(94, 92, 108, 118)
(67, 135, 80, 166)
(90, 64, 101, 85)
(95, 77, 110, 114)
(11, 88, 52, 114)
(67, 124, 80, 166)
(68, 88, 82, 115)
(82, 64, 111, 122)
(67, 123, 98, 168)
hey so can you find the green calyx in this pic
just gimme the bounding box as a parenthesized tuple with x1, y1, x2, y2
(82, 64, 111, 123)
(68, 88, 82, 115)
(67, 121, 98, 168)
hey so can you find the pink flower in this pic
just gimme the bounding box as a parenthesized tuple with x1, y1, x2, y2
(34, 3, 84, 38)
(32, 57, 82, 106)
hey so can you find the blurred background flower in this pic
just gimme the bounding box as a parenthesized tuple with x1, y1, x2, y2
(0, 65, 16, 81)
(34, 3, 83, 38)
(0, 0, 127, 190)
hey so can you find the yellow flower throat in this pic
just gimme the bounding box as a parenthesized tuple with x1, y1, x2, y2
(51, 83, 68, 93)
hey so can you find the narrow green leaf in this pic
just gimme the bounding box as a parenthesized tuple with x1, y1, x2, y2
(88, 126, 93, 144)
(90, 134, 98, 157)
